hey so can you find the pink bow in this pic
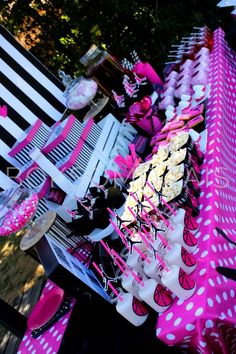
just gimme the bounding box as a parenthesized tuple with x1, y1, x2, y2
(125, 96, 152, 123)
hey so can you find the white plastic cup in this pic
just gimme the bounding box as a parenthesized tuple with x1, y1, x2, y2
(164, 243, 197, 274)
(167, 223, 198, 253)
(111, 289, 149, 326)
(121, 271, 143, 301)
(170, 208, 186, 226)
(143, 254, 163, 281)
(161, 264, 196, 300)
(138, 278, 172, 313)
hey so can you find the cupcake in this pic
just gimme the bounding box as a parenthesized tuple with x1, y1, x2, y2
(168, 148, 187, 166)
(162, 180, 184, 202)
(170, 131, 190, 151)
(128, 174, 147, 192)
(133, 161, 152, 179)
(165, 164, 185, 183)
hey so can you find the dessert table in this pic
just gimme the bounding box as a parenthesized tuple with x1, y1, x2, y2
(155, 28, 236, 354)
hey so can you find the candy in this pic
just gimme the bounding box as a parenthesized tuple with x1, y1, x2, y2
(0, 192, 38, 236)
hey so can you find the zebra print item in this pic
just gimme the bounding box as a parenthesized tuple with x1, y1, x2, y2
(0, 24, 66, 176)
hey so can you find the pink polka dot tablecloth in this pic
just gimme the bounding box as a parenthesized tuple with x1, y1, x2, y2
(156, 28, 236, 354)
(17, 280, 76, 354)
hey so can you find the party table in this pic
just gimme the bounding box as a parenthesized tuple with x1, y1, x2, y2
(155, 28, 236, 354)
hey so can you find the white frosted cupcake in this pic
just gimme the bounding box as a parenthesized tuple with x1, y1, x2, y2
(170, 131, 189, 151)
(162, 180, 184, 202)
(168, 148, 187, 166)
(165, 164, 185, 183)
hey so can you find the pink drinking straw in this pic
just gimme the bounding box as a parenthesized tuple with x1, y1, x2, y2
(115, 257, 129, 276)
(92, 262, 124, 300)
(137, 230, 152, 250)
(107, 207, 116, 218)
(127, 206, 137, 220)
(156, 232, 171, 251)
(133, 245, 151, 264)
(146, 180, 156, 194)
(109, 219, 129, 248)
(100, 239, 112, 255)
(111, 249, 144, 286)
(121, 223, 133, 237)
(99, 240, 128, 275)
(130, 191, 138, 202)
(160, 196, 177, 216)
(143, 194, 173, 231)
(146, 180, 176, 221)
(141, 225, 154, 243)
(140, 210, 153, 227)
(153, 253, 170, 272)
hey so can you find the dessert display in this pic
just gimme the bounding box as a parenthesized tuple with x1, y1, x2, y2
(94, 127, 203, 319)
(153, 26, 212, 144)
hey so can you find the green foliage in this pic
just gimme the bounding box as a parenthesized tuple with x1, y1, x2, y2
(0, 0, 234, 79)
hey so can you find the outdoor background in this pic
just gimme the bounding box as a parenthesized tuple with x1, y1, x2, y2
(0, 0, 234, 78)
(0, 0, 235, 351)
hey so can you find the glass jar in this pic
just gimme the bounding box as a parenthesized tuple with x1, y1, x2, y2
(63, 76, 98, 110)
(0, 186, 38, 237)
(80, 45, 129, 99)
(80, 45, 153, 108)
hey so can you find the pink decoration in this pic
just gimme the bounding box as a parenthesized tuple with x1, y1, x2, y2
(132, 61, 163, 85)
(0, 104, 7, 118)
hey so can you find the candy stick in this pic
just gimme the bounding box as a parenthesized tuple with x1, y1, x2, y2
(92, 262, 124, 300)
(111, 249, 144, 286)
(160, 196, 177, 216)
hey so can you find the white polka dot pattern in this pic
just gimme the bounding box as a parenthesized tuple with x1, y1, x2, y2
(155, 28, 236, 354)
(17, 280, 75, 354)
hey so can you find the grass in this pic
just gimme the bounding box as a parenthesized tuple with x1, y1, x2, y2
(0, 232, 45, 342)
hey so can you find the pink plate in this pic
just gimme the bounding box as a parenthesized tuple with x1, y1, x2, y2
(27, 287, 64, 330)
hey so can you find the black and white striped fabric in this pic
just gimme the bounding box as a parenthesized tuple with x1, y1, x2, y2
(0, 24, 66, 184)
